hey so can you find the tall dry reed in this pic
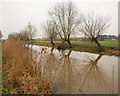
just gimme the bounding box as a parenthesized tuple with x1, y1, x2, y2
(2, 38, 51, 94)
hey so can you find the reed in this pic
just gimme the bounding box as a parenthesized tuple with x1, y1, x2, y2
(2, 38, 51, 94)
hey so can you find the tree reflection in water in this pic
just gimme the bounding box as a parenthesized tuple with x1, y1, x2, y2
(40, 50, 81, 94)
(79, 54, 103, 93)
(57, 50, 80, 94)
(79, 54, 115, 94)
(37, 48, 115, 94)
(37, 49, 60, 93)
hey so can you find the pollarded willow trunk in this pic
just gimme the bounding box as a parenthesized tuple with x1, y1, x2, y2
(67, 40, 72, 48)
(50, 40, 55, 52)
(93, 38, 103, 52)
(50, 40, 54, 47)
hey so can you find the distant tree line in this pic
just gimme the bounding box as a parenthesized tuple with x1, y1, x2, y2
(98, 35, 118, 41)
(7, 23, 37, 47)
(38, 34, 118, 41)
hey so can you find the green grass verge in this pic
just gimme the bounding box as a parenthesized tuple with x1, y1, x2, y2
(33, 40, 119, 49)
(0, 42, 2, 94)
(61, 40, 119, 48)
(100, 40, 119, 49)
(32, 40, 120, 56)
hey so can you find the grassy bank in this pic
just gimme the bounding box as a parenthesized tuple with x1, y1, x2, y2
(0, 42, 2, 94)
(32, 40, 120, 56)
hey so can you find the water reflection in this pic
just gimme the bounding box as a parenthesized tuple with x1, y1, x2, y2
(57, 50, 79, 94)
(32, 45, 118, 94)
(79, 54, 110, 94)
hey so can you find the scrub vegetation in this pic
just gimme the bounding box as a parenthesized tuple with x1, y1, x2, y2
(2, 38, 52, 94)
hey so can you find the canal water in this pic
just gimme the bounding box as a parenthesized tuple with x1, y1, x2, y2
(32, 45, 118, 94)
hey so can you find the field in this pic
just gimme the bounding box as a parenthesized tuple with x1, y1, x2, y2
(100, 40, 119, 49)
(33, 39, 119, 47)
(32, 40, 120, 56)
(71, 40, 119, 49)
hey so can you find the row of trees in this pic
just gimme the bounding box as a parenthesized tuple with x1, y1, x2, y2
(6, 1, 110, 52)
(8, 23, 37, 47)
(44, 2, 110, 51)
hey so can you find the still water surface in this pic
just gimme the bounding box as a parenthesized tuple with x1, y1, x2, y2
(32, 45, 118, 94)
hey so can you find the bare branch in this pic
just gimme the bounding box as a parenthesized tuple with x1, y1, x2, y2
(79, 12, 111, 38)
(49, 2, 80, 42)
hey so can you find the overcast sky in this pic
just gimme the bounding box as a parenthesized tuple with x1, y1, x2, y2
(0, 0, 118, 39)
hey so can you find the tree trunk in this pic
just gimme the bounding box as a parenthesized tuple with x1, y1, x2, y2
(50, 40, 54, 47)
(93, 38, 103, 52)
(67, 40, 72, 48)
(50, 39, 55, 52)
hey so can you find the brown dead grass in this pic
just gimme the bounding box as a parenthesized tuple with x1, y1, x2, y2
(2, 38, 51, 94)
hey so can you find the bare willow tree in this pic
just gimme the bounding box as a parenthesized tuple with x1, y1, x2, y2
(43, 20, 57, 51)
(79, 13, 111, 51)
(49, 1, 80, 48)
(20, 22, 37, 47)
